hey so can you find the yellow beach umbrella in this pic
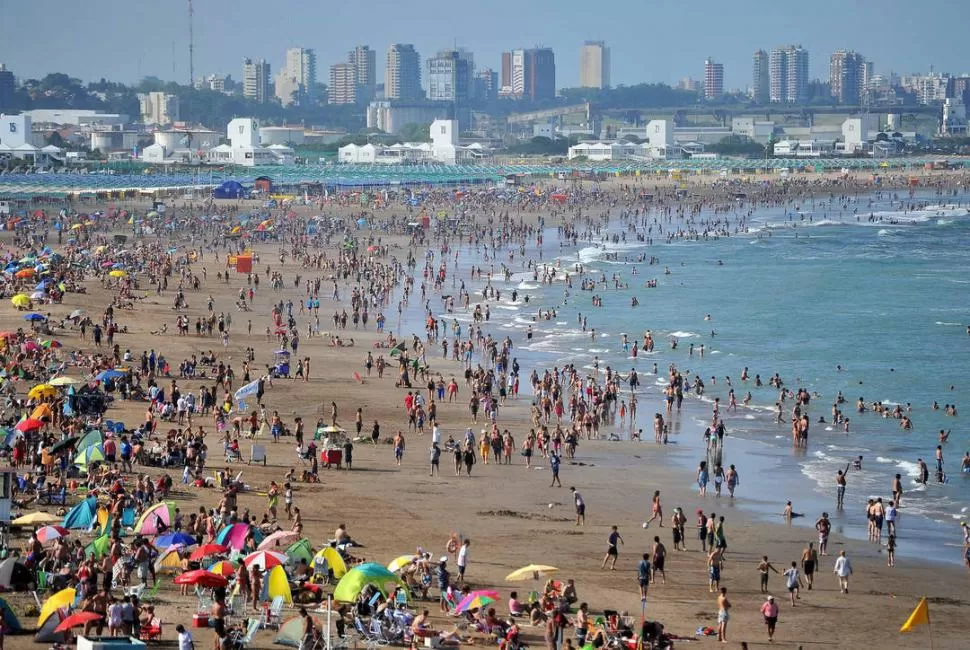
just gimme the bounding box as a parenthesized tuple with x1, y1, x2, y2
(313, 546, 347, 579)
(38, 587, 76, 627)
(48, 376, 80, 386)
(387, 554, 419, 573)
(27, 384, 56, 400)
(505, 564, 559, 581)
(10, 294, 30, 308)
(108, 270, 127, 278)
(12, 511, 60, 526)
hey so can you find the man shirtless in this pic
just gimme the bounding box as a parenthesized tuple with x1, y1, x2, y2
(800, 542, 818, 590)
(716, 587, 731, 643)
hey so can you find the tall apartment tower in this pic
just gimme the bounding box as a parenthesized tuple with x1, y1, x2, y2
(769, 45, 809, 103)
(704, 57, 724, 100)
(752, 50, 770, 104)
(285, 48, 316, 88)
(527, 47, 556, 101)
(427, 49, 472, 102)
(348, 45, 377, 102)
(579, 41, 610, 89)
(385, 44, 422, 100)
(242, 58, 272, 103)
(329, 63, 359, 105)
(830, 50, 867, 104)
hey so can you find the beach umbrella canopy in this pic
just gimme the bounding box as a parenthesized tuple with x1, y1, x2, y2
(333, 563, 406, 603)
(74, 444, 105, 467)
(275, 615, 323, 648)
(12, 512, 60, 526)
(108, 270, 128, 278)
(23, 313, 46, 321)
(173, 570, 228, 588)
(156, 532, 196, 548)
(50, 436, 80, 454)
(215, 523, 253, 550)
(15, 269, 35, 278)
(48, 376, 79, 386)
(27, 384, 56, 400)
(29, 291, 45, 300)
(257, 530, 300, 551)
(134, 502, 177, 535)
(94, 369, 126, 382)
(505, 564, 559, 581)
(15, 418, 44, 433)
(454, 590, 499, 614)
(243, 550, 287, 570)
(189, 543, 229, 561)
(34, 525, 70, 545)
(387, 554, 419, 573)
(69, 309, 85, 319)
(54, 611, 102, 633)
(208, 560, 237, 577)
(37, 587, 76, 626)
(10, 294, 30, 308)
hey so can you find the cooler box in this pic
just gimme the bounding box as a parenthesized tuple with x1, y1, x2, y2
(192, 614, 209, 628)
(321, 448, 342, 466)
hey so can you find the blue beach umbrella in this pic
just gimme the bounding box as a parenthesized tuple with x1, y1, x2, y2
(24, 313, 47, 321)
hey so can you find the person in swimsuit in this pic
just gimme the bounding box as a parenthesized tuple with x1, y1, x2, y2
(716, 587, 731, 643)
(646, 491, 663, 527)
(757, 556, 779, 594)
(697, 462, 709, 497)
(801, 542, 818, 590)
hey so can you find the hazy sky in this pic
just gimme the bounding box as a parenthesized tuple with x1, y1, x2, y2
(3, 0, 968, 89)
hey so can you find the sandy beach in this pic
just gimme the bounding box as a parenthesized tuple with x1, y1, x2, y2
(0, 170, 968, 650)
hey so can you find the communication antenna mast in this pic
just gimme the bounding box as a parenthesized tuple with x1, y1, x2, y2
(188, 0, 195, 87)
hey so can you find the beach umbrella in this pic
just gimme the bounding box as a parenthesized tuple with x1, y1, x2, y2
(34, 525, 70, 545)
(54, 611, 101, 633)
(243, 550, 287, 570)
(189, 543, 229, 561)
(108, 270, 127, 278)
(69, 309, 85, 319)
(41, 340, 63, 349)
(208, 560, 236, 577)
(134, 502, 177, 536)
(15, 269, 34, 278)
(0, 332, 16, 339)
(275, 615, 323, 648)
(24, 341, 41, 352)
(387, 554, 419, 573)
(48, 376, 79, 387)
(15, 418, 44, 433)
(23, 313, 46, 321)
(215, 523, 254, 551)
(454, 590, 499, 614)
(257, 530, 300, 551)
(333, 563, 406, 603)
(29, 291, 44, 300)
(74, 444, 105, 467)
(49, 436, 79, 454)
(505, 564, 559, 581)
(27, 384, 56, 400)
(173, 570, 228, 589)
(12, 512, 60, 526)
(94, 369, 126, 382)
(37, 587, 76, 626)
(156, 532, 196, 548)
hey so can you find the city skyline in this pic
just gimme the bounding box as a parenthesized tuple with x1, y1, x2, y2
(3, 0, 969, 90)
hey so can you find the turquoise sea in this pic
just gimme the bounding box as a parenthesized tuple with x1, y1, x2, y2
(439, 189, 970, 564)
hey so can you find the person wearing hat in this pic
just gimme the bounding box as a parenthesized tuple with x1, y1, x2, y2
(759, 595, 779, 642)
(436, 557, 451, 613)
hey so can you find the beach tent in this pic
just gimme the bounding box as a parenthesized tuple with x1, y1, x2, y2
(312, 546, 347, 579)
(262, 565, 292, 604)
(84, 535, 111, 560)
(34, 609, 67, 644)
(134, 502, 177, 535)
(155, 547, 183, 574)
(213, 181, 248, 199)
(275, 615, 322, 647)
(333, 563, 406, 603)
(76, 429, 104, 452)
(285, 539, 314, 566)
(0, 597, 23, 632)
(38, 587, 75, 627)
(0, 557, 32, 591)
(63, 496, 98, 530)
(216, 522, 261, 550)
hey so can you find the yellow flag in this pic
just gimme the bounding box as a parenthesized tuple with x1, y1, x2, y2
(900, 597, 929, 633)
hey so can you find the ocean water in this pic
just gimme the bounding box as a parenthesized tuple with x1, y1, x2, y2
(438, 190, 970, 563)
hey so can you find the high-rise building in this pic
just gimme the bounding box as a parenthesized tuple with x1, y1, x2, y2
(348, 46, 377, 103)
(504, 48, 556, 100)
(0, 63, 15, 110)
(475, 68, 498, 101)
(704, 58, 724, 100)
(769, 45, 809, 103)
(242, 58, 272, 103)
(329, 63, 359, 105)
(830, 50, 867, 104)
(752, 50, 770, 104)
(385, 44, 422, 101)
(138, 91, 180, 125)
(427, 49, 472, 103)
(579, 41, 610, 89)
(285, 48, 316, 89)
(500, 52, 513, 94)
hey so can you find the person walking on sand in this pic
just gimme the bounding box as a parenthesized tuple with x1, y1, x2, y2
(800, 542, 818, 590)
(757, 556, 779, 594)
(646, 491, 663, 527)
(601, 526, 623, 570)
(571, 487, 585, 526)
(833, 550, 853, 594)
(783, 561, 803, 606)
(636, 553, 651, 602)
(549, 451, 562, 487)
(815, 513, 831, 556)
(760, 595, 779, 643)
(716, 587, 731, 643)
(651, 536, 667, 585)
(394, 431, 406, 466)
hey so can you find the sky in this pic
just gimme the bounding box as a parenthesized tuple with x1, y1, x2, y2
(2, 0, 969, 90)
